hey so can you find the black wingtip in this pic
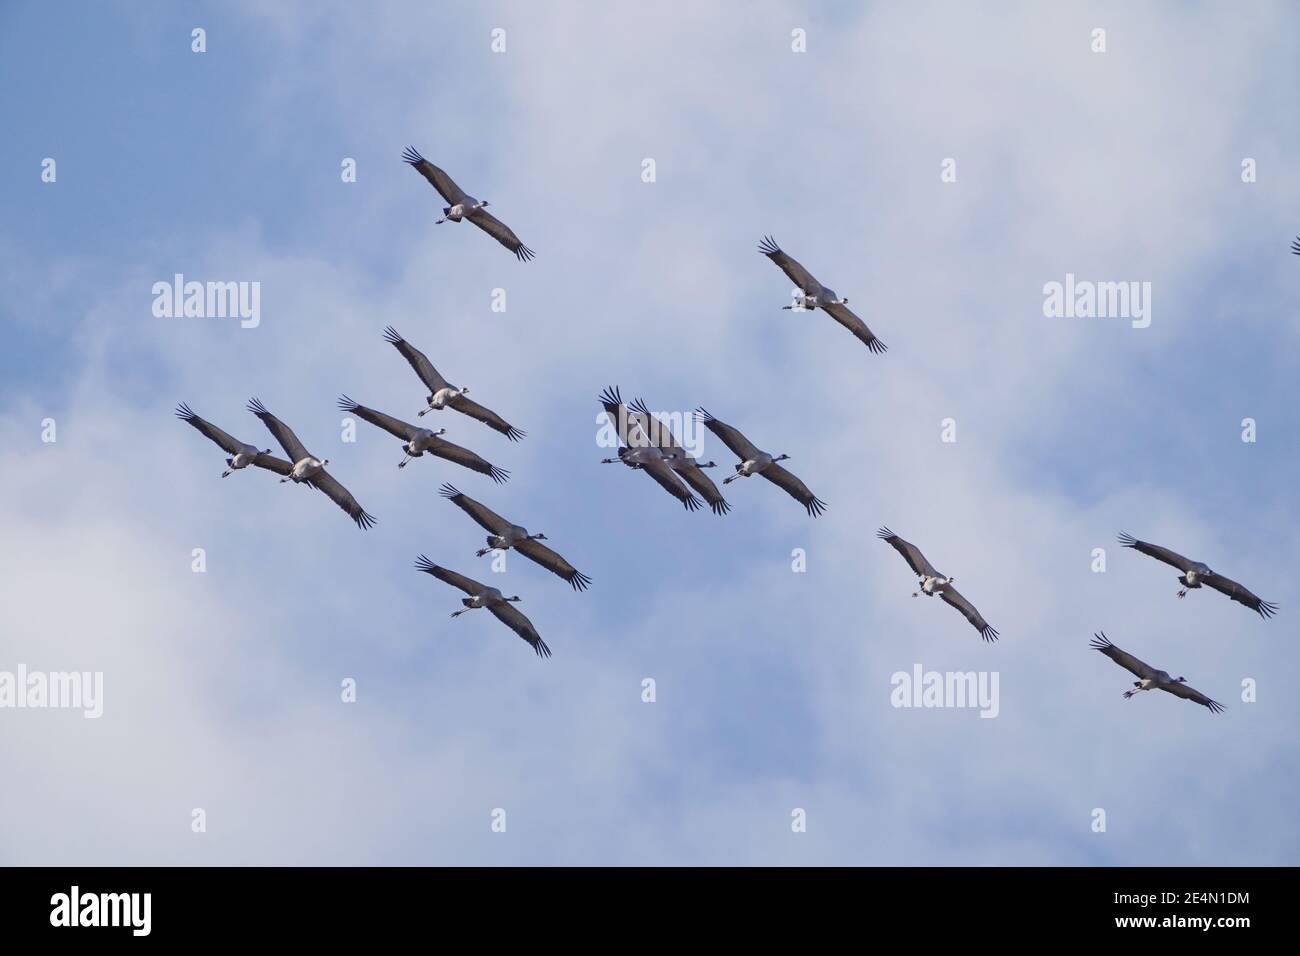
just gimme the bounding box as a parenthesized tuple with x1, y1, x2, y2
(1206, 699, 1225, 714)
(758, 235, 780, 256)
(569, 570, 593, 592)
(1090, 632, 1113, 651)
(382, 325, 403, 344)
(535, 637, 552, 659)
(489, 466, 510, 484)
(598, 386, 623, 409)
(175, 402, 195, 421)
(981, 626, 1000, 643)
(247, 397, 269, 417)
(438, 482, 462, 500)
(1291, 237, 1300, 255)
(505, 426, 526, 442)
(806, 497, 827, 518)
(867, 337, 888, 355)
(414, 554, 438, 574)
(683, 494, 702, 512)
(1257, 600, 1279, 619)
(710, 499, 731, 516)
(515, 244, 536, 262)
(337, 394, 360, 413)
(401, 145, 424, 166)
(876, 526, 895, 541)
(1116, 531, 1137, 548)
(693, 406, 716, 424)
(355, 510, 377, 530)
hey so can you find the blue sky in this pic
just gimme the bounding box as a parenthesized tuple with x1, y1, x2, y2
(1, 1, 1298, 864)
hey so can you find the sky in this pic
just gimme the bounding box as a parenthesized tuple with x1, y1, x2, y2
(1, 1, 1298, 865)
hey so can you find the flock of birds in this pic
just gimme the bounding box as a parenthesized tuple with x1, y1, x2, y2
(176, 148, 1282, 705)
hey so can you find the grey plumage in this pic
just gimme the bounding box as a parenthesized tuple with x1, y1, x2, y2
(1090, 633, 1224, 713)
(1118, 531, 1277, 619)
(402, 147, 535, 261)
(877, 527, 998, 641)
(758, 235, 886, 355)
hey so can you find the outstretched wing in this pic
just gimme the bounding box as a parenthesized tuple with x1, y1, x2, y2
(599, 386, 649, 448)
(401, 146, 469, 206)
(438, 483, 511, 535)
(1161, 680, 1225, 713)
(628, 398, 684, 450)
(1089, 632, 1156, 680)
(758, 235, 822, 296)
(414, 555, 484, 595)
(447, 394, 525, 441)
(338, 395, 420, 442)
(466, 206, 535, 262)
(429, 436, 510, 483)
(641, 456, 701, 511)
(694, 407, 761, 463)
(310, 470, 376, 529)
(1291, 236, 1300, 256)
(515, 538, 592, 591)
(489, 602, 551, 658)
(1116, 532, 1195, 572)
(1202, 572, 1278, 619)
(175, 404, 245, 454)
(939, 586, 999, 641)
(759, 463, 826, 517)
(251, 453, 293, 476)
(246, 398, 311, 463)
(383, 326, 450, 394)
(822, 301, 887, 355)
(677, 463, 730, 515)
(876, 527, 939, 579)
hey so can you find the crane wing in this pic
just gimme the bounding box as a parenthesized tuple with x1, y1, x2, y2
(466, 206, 535, 262)
(515, 537, 592, 591)
(175, 404, 244, 455)
(822, 301, 888, 355)
(401, 147, 469, 205)
(1117, 532, 1196, 572)
(640, 455, 702, 511)
(939, 586, 999, 642)
(309, 470, 376, 529)
(488, 602, 551, 658)
(1089, 633, 1156, 680)
(1160, 680, 1225, 713)
(337, 395, 421, 442)
(694, 407, 762, 463)
(447, 394, 525, 441)
(677, 463, 730, 515)
(429, 436, 510, 483)
(246, 398, 311, 463)
(759, 463, 826, 517)
(438, 483, 512, 535)
(599, 386, 649, 448)
(251, 453, 294, 476)
(414, 555, 484, 595)
(1201, 572, 1278, 619)
(383, 326, 451, 394)
(876, 528, 940, 578)
(757, 235, 822, 296)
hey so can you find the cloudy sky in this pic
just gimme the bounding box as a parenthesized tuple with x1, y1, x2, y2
(2, 1, 1298, 865)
